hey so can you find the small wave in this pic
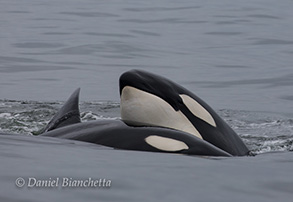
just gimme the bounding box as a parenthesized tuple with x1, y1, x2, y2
(220, 109, 293, 154)
(0, 113, 12, 118)
(241, 134, 293, 154)
(0, 100, 120, 135)
(81, 111, 119, 121)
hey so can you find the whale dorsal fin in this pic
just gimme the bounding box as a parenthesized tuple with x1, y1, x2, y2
(42, 88, 81, 133)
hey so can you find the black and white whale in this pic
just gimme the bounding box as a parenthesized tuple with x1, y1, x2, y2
(39, 88, 231, 156)
(39, 69, 250, 156)
(119, 69, 249, 156)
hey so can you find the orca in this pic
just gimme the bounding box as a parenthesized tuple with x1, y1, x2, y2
(39, 88, 81, 134)
(41, 119, 232, 156)
(38, 69, 251, 156)
(120, 69, 250, 156)
(39, 88, 231, 156)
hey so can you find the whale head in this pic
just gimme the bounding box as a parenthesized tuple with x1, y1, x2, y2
(119, 69, 249, 156)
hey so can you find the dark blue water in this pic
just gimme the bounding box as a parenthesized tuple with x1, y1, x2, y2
(1, 0, 293, 201)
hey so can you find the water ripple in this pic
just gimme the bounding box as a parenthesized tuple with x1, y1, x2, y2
(246, 14, 281, 19)
(188, 74, 293, 88)
(124, 6, 201, 12)
(13, 42, 65, 49)
(251, 38, 293, 45)
(59, 11, 119, 18)
(118, 18, 207, 24)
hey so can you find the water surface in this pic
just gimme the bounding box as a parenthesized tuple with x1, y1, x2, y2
(1, 0, 293, 201)
(0, 0, 293, 114)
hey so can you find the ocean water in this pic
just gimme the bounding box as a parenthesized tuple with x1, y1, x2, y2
(1, 0, 293, 201)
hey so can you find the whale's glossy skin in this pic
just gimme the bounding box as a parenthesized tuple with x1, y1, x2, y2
(41, 119, 232, 156)
(119, 70, 250, 156)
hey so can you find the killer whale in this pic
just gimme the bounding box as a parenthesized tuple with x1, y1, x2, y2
(120, 69, 250, 156)
(39, 69, 250, 156)
(41, 119, 232, 156)
(40, 88, 81, 133)
(39, 88, 231, 156)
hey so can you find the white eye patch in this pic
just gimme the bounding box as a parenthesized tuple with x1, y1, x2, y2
(145, 135, 189, 151)
(179, 94, 216, 127)
(120, 86, 202, 139)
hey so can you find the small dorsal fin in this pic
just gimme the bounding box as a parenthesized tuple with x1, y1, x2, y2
(42, 88, 81, 133)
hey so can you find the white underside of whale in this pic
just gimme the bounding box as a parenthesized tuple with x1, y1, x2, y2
(121, 86, 217, 139)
